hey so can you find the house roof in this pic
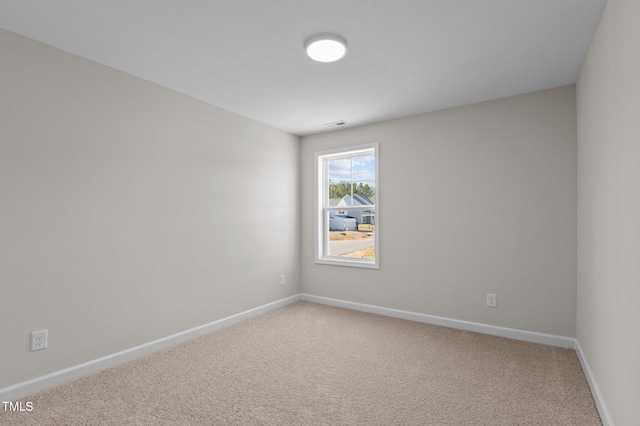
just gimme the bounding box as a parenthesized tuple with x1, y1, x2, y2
(353, 194, 374, 206)
(337, 194, 374, 207)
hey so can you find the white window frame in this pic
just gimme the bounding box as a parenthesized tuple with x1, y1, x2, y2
(314, 143, 379, 269)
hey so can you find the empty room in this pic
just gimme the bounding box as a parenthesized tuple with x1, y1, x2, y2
(1, 1, 638, 425)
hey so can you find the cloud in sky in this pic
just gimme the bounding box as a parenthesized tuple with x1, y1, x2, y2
(328, 154, 375, 184)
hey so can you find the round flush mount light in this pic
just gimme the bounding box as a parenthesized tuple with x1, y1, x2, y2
(305, 34, 347, 63)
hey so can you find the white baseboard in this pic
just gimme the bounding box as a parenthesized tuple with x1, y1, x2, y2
(301, 294, 615, 425)
(2, 292, 613, 426)
(574, 340, 615, 426)
(0, 294, 301, 402)
(301, 293, 576, 348)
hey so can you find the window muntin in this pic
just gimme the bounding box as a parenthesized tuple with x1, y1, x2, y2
(315, 144, 378, 268)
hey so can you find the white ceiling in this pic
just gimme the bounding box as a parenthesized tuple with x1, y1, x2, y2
(0, 1, 606, 136)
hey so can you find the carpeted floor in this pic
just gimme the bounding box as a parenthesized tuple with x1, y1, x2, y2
(1, 302, 601, 425)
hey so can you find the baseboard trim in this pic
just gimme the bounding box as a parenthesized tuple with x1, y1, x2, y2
(0, 294, 301, 402)
(301, 294, 616, 424)
(2, 292, 613, 426)
(300, 293, 575, 349)
(574, 340, 615, 426)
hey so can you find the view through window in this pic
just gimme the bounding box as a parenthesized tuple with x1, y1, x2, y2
(315, 144, 378, 268)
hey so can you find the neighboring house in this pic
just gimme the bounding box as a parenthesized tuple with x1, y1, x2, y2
(329, 215, 357, 231)
(329, 194, 375, 227)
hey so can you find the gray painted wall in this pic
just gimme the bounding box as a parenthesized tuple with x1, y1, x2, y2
(8, 9, 637, 422)
(577, 0, 640, 424)
(301, 86, 577, 337)
(0, 29, 301, 388)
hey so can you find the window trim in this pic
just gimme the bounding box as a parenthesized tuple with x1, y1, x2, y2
(314, 143, 379, 269)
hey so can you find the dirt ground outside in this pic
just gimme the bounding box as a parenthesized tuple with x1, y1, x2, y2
(329, 231, 375, 258)
(342, 247, 375, 258)
(329, 231, 375, 241)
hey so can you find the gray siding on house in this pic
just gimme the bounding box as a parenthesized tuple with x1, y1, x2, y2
(330, 215, 357, 231)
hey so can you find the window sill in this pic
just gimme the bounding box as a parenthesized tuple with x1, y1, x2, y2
(315, 257, 379, 269)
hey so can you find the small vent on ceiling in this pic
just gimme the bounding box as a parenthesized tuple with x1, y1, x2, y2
(324, 120, 348, 128)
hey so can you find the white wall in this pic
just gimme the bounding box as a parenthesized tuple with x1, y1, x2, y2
(301, 86, 577, 337)
(576, 0, 640, 424)
(0, 29, 301, 389)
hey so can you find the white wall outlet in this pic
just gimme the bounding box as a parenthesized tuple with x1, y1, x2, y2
(31, 329, 48, 351)
(486, 293, 497, 308)
(280, 275, 285, 286)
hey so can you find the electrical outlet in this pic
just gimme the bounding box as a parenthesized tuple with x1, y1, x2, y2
(31, 329, 48, 351)
(486, 293, 497, 308)
(280, 275, 285, 286)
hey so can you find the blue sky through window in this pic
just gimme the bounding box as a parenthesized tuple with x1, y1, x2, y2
(327, 154, 375, 186)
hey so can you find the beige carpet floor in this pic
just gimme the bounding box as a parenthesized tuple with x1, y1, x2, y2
(1, 302, 601, 425)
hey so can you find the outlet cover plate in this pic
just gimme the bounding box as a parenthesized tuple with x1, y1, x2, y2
(31, 329, 48, 351)
(487, 294, 497, 308)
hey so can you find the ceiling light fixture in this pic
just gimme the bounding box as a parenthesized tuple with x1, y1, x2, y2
(305, 34, 347, 63)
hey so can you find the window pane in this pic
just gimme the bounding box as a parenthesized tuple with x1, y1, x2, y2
(327, 154, 376, 206)
(316, 143, 378, 268)
(326, 210, 376, 259)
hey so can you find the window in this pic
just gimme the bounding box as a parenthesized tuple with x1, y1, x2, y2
(315, 143, 378, 268)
